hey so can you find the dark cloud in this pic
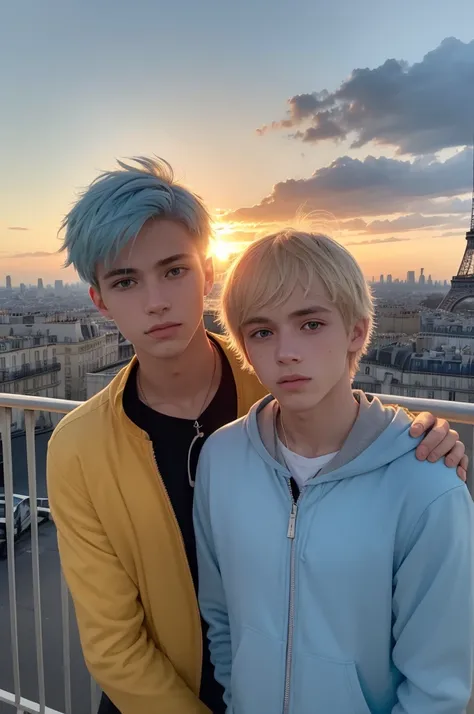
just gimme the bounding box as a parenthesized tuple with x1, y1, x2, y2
(226, 148, 472, 222)
(257, 37, 474, 155)
(346, 237, 410, 246)
(8, 251, 57, 258)
(8, 226, 29, 231)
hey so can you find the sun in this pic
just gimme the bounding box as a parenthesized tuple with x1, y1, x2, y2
(210, 238, 235, 262)
(210, 221, 238, 262)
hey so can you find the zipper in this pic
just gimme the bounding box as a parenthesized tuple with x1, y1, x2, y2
(283, 479, 305, 714)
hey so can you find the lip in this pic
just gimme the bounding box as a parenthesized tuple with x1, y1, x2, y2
(145, 322, 182, 337)
(277, 374, 311, 385)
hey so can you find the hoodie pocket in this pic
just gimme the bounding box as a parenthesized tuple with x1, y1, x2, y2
(294, 653, 371, 714)
(230, 626, 285, 714)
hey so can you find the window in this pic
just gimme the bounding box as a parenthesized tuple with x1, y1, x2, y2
(34, 350, 40, 362)
(427, 390, 435, 399)
(14, 382, 19, 393)
(21, 353, 26, 365)
(12, 355, 16, 367)
(448, 391, 456, 401)
(53, 386, 58, 398)
(33, 378, 39, 389)
(43, 349, 48, 362)
(65, 356, 71, 365)
(52, 348, 56, 358)
(66, 367, 71, 377)
(364, 366, 370, 375)
(0, 357, 5, 369)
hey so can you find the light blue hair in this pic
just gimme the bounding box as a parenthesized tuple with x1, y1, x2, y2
(59, 156, 211, 287)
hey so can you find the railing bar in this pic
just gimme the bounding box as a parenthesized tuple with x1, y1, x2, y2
(25, 410, 46, 714)
(0, 393, 81, 414)
(0, 687, 65, 714)
(0, 407, 22, 712)
(60, 572, 72, 714)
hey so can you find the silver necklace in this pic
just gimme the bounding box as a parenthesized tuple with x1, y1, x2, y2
(137, 343, 218, 488)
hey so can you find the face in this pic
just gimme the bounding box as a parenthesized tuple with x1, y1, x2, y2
(91, 219, 213, 360)
(241, 278, 368, 413)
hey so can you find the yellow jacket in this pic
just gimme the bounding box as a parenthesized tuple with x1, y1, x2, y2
(47, 336, 266, 714)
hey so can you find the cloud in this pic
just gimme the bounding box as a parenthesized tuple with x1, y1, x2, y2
(414, 197, 472, 214)
(226, 148, 473, 222)
(438, 230, 466, 238)
(346, 237, 410, 246)
(8, 226, 29, 231)
(8, 251, 57, 258)
(365, 212, 467, 234)
(257, 37, 474, 155)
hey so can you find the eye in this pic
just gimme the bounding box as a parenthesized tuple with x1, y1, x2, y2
(166, 266, 188, 278)
(303, 320, 322, 331)
(250, 328, 273, 339)
(112, 278, 135, 290)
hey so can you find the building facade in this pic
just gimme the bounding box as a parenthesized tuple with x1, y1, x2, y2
(0, 336, 64, 431)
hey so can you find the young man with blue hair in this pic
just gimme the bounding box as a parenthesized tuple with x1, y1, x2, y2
(47, 156, 469, 714)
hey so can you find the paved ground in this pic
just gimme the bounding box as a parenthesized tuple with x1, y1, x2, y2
(0, 523, 93, 714)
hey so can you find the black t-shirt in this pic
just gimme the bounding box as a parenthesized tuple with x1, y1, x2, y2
(123, 338, 237, 713)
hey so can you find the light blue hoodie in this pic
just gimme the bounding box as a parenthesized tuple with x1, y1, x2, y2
(194, 393, 474, 714)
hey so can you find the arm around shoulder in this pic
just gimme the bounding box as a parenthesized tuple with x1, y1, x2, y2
(391, 482, 474, 713)
(47, 429, 209, 714)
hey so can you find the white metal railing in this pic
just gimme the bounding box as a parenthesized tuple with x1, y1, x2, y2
(0, 391, 473, 713)
(0, 393, 98, 714)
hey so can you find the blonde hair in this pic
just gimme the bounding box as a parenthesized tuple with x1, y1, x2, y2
(220, 229, 374, 376)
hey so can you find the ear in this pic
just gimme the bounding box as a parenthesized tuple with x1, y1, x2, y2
(203, 256, 215, 297)
(348, 318, 370, 355)
(89, 286, 112, 318)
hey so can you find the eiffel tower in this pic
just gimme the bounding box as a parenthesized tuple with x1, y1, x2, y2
(438, 148, 474, 311)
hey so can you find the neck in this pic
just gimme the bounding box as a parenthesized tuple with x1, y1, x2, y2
(136, 326, 221, 418)
(278, 379, 358, 458)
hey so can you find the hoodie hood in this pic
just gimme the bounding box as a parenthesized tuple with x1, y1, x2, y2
(245, 391, 419, 484)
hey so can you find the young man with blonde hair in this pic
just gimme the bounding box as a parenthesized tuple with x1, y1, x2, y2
(47, 157, 467, 714)
(194, 230, 474, 714)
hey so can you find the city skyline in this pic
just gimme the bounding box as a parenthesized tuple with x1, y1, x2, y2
(2, 2, 474, 283)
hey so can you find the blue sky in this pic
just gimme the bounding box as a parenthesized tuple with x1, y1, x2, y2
(1, 0, 474, 282)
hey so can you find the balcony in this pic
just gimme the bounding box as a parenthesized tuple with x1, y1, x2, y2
(0, 362, 61, 385)
(0, 391, 473, 713)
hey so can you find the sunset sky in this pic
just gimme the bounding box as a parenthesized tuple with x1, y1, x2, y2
(2, 0, 474, 285)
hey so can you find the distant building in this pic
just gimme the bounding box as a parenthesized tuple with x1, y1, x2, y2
(386, 274, 393, 284)
(37, 278, 44, 292)
(0, 336, 64, 431)
(6, 275, 12, 290)
(427, 274, 433, 287)
(0, 315, 119, 401)
(20, 283, 26, 295)
(375, 305, 420, 335)
(419, 268, 426, 286)
(54, 280, 64, 295)
(407, 271, 415, 285)
(355, 343, 474, 403)
(379, 274, 384, 284)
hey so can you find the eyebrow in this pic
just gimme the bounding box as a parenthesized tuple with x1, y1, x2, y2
(102, 253, 191, 281)
(242, 305, 332, 327)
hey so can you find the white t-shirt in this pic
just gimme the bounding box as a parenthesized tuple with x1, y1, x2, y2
(279, 440, 338, 490)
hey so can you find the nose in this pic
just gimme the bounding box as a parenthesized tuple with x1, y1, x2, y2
(275, 332, 302, 365)
(143, 279, 171, 315)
